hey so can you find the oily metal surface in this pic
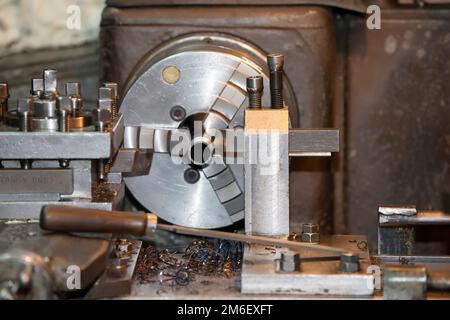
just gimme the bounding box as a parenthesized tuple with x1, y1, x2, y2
(121, 34, 295, 228)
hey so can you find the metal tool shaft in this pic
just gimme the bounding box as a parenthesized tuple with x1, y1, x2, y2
(157, 223, 347, 255)
(40, 205, 348, 255)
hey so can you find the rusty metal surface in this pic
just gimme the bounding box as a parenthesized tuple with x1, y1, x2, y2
(101, 5, 337, 234)
(344, 9, 450, 249)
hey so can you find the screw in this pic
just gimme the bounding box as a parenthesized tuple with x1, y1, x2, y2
(103, 82, 119, 120)
(267, 53, 284, 109)
(340, 252, 359, 273)
(301, 223, 320, 243)
(66, 82, 82, 118)
(170, 105, 186, 121)
(246, 76, 263, 109)
(56, 96, 71, 132)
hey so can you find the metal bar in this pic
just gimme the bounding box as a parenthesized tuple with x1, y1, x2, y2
(379, 211, 450, 226)
(375, 255, 450, 264)
(157, 223, 349, 255)
(0, 132, 111, 159)
(288, 129, 339, 154)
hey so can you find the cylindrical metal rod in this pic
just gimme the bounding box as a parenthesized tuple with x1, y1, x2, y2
(246, 76, 263, 109)
(56, 96, 71, 132)
(428, 273, 450, 291)
(157, 223, 347, 255)
(267, 53, 284, 109)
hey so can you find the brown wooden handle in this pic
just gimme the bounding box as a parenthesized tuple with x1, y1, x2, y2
(40, 205, 151, 236)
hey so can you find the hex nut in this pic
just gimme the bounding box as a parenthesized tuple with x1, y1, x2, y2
(302, 223, 319, 234)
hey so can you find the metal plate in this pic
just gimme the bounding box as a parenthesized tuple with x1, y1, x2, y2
(0, 169, 73, 194)
(121, 33, 297, 228)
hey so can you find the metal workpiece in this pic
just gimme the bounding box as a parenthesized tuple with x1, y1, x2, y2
(246, 76, 263, 109)
(120, 33, 298, 229)
(383, 266, 427, 300)
(340, 252, 359, 273)
(267, 53, 284, 109)
(288, 129, 340, 156)
(0, 83, 8, 120)
(301, 223, 320, 243)
(17, 98, 33, 132)
(244, 131, 289, 237)
(244, 107, 290, 237)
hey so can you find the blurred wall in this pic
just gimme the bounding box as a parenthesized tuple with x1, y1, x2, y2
(0, 0, 104, 57)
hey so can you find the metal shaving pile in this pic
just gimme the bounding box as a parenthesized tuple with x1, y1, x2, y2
(134, 239, 243, 286)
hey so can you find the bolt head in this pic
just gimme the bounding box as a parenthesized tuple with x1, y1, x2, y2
(103, 82, 118, 98)
(246, 76, 263, 93)
(170, 105, 186, 121)
(302, 223, 319, 234)
(99, 87, 113, 100)
(267, 53, 284, 71)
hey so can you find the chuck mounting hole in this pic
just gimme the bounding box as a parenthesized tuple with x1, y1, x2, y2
(184, 168, 200, 184)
